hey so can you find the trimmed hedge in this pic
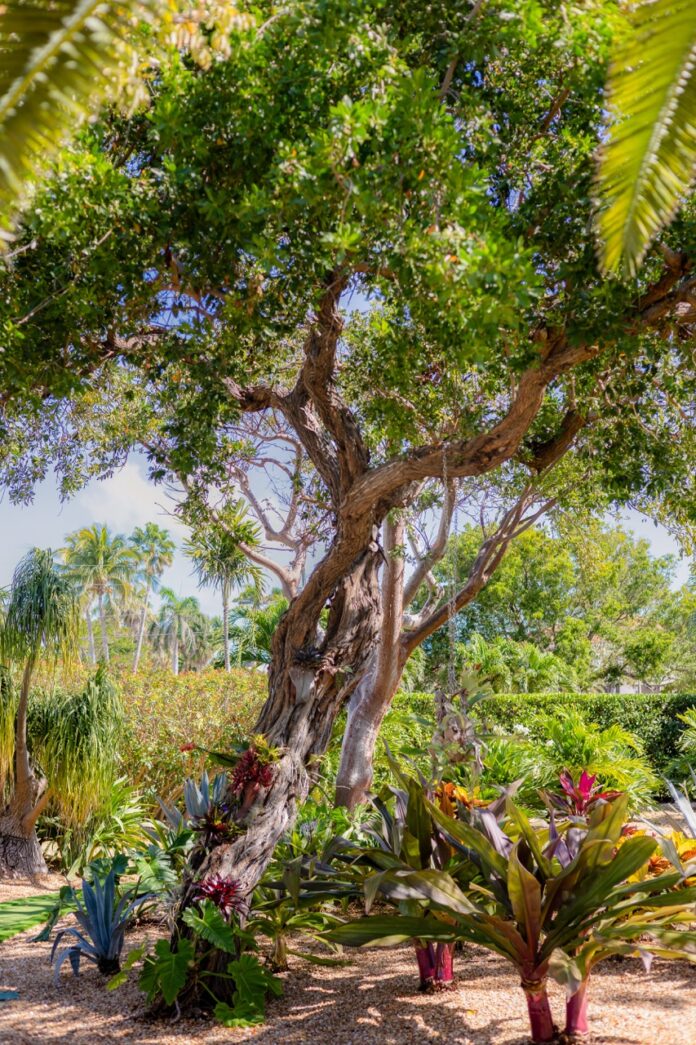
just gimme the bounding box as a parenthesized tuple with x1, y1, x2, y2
(396, 691, 696, 777)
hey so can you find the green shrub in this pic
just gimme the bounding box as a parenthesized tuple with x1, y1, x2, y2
(117, 667, 267, 802)
(376, 690, 696, 800)
(474, 691, 696, 777)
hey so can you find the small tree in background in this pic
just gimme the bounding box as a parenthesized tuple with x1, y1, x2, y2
(149, 588, 207, 676)
(129, 522, 176, 674)
(0, 548, 78, 875)
(184, 503, 264, 672)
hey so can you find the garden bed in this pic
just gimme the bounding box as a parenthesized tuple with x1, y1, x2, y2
(1, 921, 695, 1044)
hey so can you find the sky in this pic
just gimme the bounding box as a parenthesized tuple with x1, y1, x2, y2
(0, 454, 692, 617)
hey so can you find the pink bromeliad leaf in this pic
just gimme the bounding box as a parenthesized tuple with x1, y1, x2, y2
(577, 770, 597, 798)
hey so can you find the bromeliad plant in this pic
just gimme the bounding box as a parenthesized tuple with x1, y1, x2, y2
(543, 770, 622, 818)
(328, 789, 696, 1043)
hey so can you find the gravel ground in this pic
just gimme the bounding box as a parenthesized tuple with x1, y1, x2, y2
(0, 874, 66, 903)
(1, 920, 695, 1045)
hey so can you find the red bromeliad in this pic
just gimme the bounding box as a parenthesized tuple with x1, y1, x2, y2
(231, 747, 276, 819)
(193, 874, 243, 918)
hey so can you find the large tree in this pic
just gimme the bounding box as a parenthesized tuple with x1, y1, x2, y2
(1, 2, 695, 905)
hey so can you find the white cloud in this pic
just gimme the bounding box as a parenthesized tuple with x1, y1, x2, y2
(77, 460, 188, 538)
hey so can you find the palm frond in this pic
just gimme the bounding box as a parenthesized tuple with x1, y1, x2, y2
(596, 0, 696, 276)
(0, 0, 160, 243)
(1, 547, 79, 664)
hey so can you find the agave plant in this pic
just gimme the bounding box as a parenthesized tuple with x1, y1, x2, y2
(50, 867, 151, 980)
(329, 792, 696, 1043)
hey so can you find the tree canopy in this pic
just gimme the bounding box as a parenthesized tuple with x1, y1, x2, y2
(1, 0, 695, 896)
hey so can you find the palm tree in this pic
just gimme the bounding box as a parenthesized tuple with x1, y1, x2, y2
(596, 0, 696, 276)
(228, 591, 289, 667)
(149, 588, 206, 676)
(0, 548, 78, 875)
(0, 0, 159, 245)
(184, 518, 263, 672)
(62, 524, 135, 664)
(129, 523, 175, 674)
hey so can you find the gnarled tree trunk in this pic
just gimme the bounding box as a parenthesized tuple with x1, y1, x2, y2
(189, 537, 382, 900)
(0, 660, 48, 877)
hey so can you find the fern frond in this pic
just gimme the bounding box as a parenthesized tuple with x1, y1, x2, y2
(596, 0, 696, 276)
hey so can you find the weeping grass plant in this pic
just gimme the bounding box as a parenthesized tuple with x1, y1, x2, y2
(29, 667, 123, 827)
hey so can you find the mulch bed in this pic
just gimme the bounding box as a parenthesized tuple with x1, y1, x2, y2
(1, 917, 695, 1044)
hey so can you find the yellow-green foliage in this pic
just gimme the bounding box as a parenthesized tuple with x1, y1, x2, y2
(117, 667, 267, 802)
(30, 668, 122, 827)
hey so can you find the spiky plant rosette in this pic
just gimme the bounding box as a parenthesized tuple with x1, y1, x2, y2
(193, 874, 244, 918)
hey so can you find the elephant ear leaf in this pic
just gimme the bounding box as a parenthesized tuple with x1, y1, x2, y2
(139, 938, 194, 1005)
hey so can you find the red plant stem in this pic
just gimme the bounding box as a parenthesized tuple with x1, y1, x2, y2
(523, 981, 556, 1044)
(434, 941, 455, 983)
(564, 977, 590, 1040)
(414, 943, 435, 988)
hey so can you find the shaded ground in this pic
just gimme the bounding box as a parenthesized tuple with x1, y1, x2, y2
(1, 920, 695, 1045)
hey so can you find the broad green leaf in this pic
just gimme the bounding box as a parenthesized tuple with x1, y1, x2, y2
(214, 1000, 265, 1028)
(139, 938, 194, 1006)
(426, 798, 508, 879)
(325, 914, 456, 948)
(405, 779, 432, 869)
(182, 899, 238, 954)
(505, 800, 552, 879)
(106, 944, 145, 990)
(228, 953, 283, 1007)
(597, 0, 696, 275)
(372, 868, 476, 917)
(286, 948, 352, 966)
(548, 948, 586, 996)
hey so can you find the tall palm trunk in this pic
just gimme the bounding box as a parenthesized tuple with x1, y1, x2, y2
(85, 607, 96, 665)
(98, 593, 109, 663)
(133, 578, 151, 674)
(222, 581, 231, 673)
(0, 657, 48, 876)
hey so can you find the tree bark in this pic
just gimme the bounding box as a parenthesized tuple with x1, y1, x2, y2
(335, 515, 406, 807)
(86, 607, 96, 665)
(133, 580, 151, 674)
(189, 539, 382, 901)
(0, 658, 48, 877)
(0, 815, 47, 877)
(98, 593, 109, 663)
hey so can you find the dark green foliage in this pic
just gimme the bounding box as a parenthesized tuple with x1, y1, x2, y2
(373, 690, 696, 796)
(475, 692, 696, 779)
